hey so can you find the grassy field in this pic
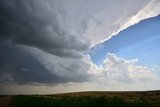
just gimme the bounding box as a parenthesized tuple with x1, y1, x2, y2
(0, 90, 160, 107)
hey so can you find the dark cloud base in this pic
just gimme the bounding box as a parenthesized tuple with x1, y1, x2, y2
(0, 42, 79, 84)
(0, 0, 90, 85)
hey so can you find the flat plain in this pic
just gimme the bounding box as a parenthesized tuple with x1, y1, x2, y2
(0, 90, 160, 107)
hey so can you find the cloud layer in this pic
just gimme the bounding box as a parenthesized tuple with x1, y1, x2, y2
(84, 53, 156, 83)
(1, 53, 158, 94)
(0, 0, 90, 84)
(0, 0, 90, 58)
(92, 0, 160, 45)
(0, 0, 160, 94)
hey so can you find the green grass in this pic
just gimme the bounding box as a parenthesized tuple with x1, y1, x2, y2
(10, 95, 152, 107)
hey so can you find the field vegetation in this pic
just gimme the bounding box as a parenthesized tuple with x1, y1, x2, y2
(0, 90, 159, 107)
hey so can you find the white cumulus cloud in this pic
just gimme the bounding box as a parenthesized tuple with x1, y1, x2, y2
(84, 53, 156, 83)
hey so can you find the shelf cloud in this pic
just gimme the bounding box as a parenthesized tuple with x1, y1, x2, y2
(0, 0, 160, 94)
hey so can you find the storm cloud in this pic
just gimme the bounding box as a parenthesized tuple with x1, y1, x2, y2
(0, 0, 90, 57)
(0, 0, 160, 94)
(0, 0, 90, 84)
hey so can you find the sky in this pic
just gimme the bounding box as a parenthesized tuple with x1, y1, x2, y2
(0, 0, 160, 94)
(89, 16, 160, 67)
